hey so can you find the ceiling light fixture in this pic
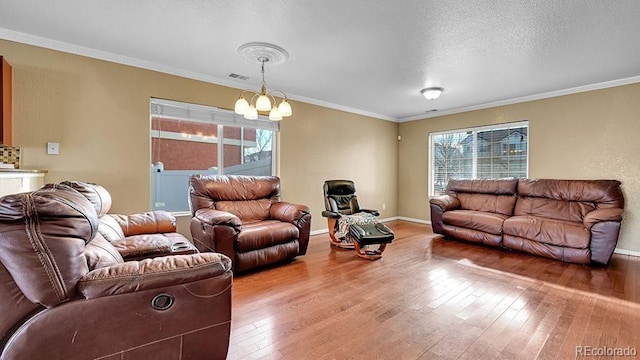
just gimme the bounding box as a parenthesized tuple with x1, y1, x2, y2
(420, 87, 444, 100)
(234, 42, 292, 121)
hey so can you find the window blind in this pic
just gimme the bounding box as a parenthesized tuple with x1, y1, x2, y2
(150, 98, 280, 131)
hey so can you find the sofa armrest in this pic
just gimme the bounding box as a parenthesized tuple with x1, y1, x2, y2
(78, 253, 232, 299)
(194, 208, 242, 229)
(111, 235, 173, 260)
(270, 202, 312, 256)
(322, 210, 341, 219)
(583, 208, 624, 230)
(360, 209, 380, 216)
(110, 211, 177, 236)
(429, 195, 459, 235)
(270, 202, 310, 225)
(429, 195, 460, 211)
(584, 208, 624, 265)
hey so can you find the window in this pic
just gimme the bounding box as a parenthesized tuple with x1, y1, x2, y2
(429, 121, 528, 196)
(150, 98, 278, 212)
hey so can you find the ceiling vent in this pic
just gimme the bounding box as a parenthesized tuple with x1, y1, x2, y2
(228, 73, 249, 80)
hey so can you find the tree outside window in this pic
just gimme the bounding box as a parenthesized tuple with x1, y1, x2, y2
(429, 122, 528, 196)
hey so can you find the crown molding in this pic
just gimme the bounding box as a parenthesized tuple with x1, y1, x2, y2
(3, 27, 639, 125)
(0, 27, 397, 122)
(0, 27, 247, 90)
(398, 75, 640, 122)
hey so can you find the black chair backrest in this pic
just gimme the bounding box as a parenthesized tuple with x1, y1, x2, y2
(323, 180, 361, 215)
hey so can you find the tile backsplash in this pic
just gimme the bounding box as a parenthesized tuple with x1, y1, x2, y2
(0, 144, 20, 168)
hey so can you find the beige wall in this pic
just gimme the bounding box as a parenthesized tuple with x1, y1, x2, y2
(0, 39, 398, 235)
(279, 102, 399, 231)
(399, 83, 640, 252)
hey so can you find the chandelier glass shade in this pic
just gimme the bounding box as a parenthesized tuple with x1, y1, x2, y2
(234, 57, 292, 121)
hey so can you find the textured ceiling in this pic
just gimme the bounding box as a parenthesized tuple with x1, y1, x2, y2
(1, 0, 639, 121)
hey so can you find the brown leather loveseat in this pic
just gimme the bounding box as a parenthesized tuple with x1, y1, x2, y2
(189, 174, 311, 272)
(430, 178, 624, 265)
(0, 184, 233, 359)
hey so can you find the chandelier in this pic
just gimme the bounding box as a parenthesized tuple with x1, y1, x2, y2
(234, 42, 292, 121)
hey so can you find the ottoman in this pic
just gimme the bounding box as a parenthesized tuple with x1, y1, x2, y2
(349, 222, 395, 260)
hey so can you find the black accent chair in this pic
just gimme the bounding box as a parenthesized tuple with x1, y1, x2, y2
(321, 180, 394, 260)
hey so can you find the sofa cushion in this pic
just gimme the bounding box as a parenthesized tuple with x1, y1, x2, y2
(503, 234, 591, 264)
(446, 178, 519, 215)
(84, 233, 124, 269)
(0, 185, 96, 307)
(443, 210, 509, 235)
(503, 215, 590, 249)
(514, 197, 596, 223)
(98, 215, 126, 241)
(456, 193, 517, 216)
(236, 241, 300, 272)
(442, 225, 503, 247)
(61, 180, 112, 217)
(111, 234, 173, 259)
(189, 174, 281, 215)
(237, 220, 299, 253)
(447, 178, 519, 195)
(110, 211, 177, 236)
(216, 199, 272, 222)
(515, 179, 625, 222)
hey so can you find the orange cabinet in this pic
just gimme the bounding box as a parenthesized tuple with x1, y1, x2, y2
(0, 56, 12, 146)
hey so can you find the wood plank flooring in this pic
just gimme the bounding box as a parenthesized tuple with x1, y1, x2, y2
(227, 221, 640, 360)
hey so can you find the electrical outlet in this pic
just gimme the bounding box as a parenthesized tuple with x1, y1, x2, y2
(382, 203, 386, 210)
(47, 142, 60, 155)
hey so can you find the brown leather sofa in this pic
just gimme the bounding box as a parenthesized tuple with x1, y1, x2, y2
(430, 178, 625, 265)
(189, 174, 311, 272)
(0, 184, 233, 359)
(62, 180, 198, 261)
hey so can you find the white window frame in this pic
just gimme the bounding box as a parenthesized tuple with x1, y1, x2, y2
(150, 98, 279, 213)
(428, 120, 529, 196)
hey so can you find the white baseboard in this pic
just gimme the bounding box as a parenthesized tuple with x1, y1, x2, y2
(613, 248, 640, 257)
(396, 216, 431, 225)
(310, 228, 328, 236)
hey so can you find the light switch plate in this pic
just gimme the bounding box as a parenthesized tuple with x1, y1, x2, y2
(47, 142, 60, 155)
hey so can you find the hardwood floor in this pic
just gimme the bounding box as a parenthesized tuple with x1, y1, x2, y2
(227, 221, 640, 360)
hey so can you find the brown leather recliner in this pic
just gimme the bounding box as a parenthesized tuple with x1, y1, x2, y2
(189, 174, 311, 272)
(62, 180, 198, 261)
(0, 184, 233, 359)
(321, 180, 394, 260)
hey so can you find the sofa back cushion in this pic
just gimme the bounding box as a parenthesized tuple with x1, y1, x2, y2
(110, 211, 177, 236)
(514, 179, 624, 222)
(323, 180, 361, 215)
(61, 180, 112, 217)
(446, 178, 519, 216)
(216, 199, 273, 223)
(189, 175, 282, 222)
(0, 184, 96, 307)
(84, 233, 124, 269)
(98, 215, 126, 241)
